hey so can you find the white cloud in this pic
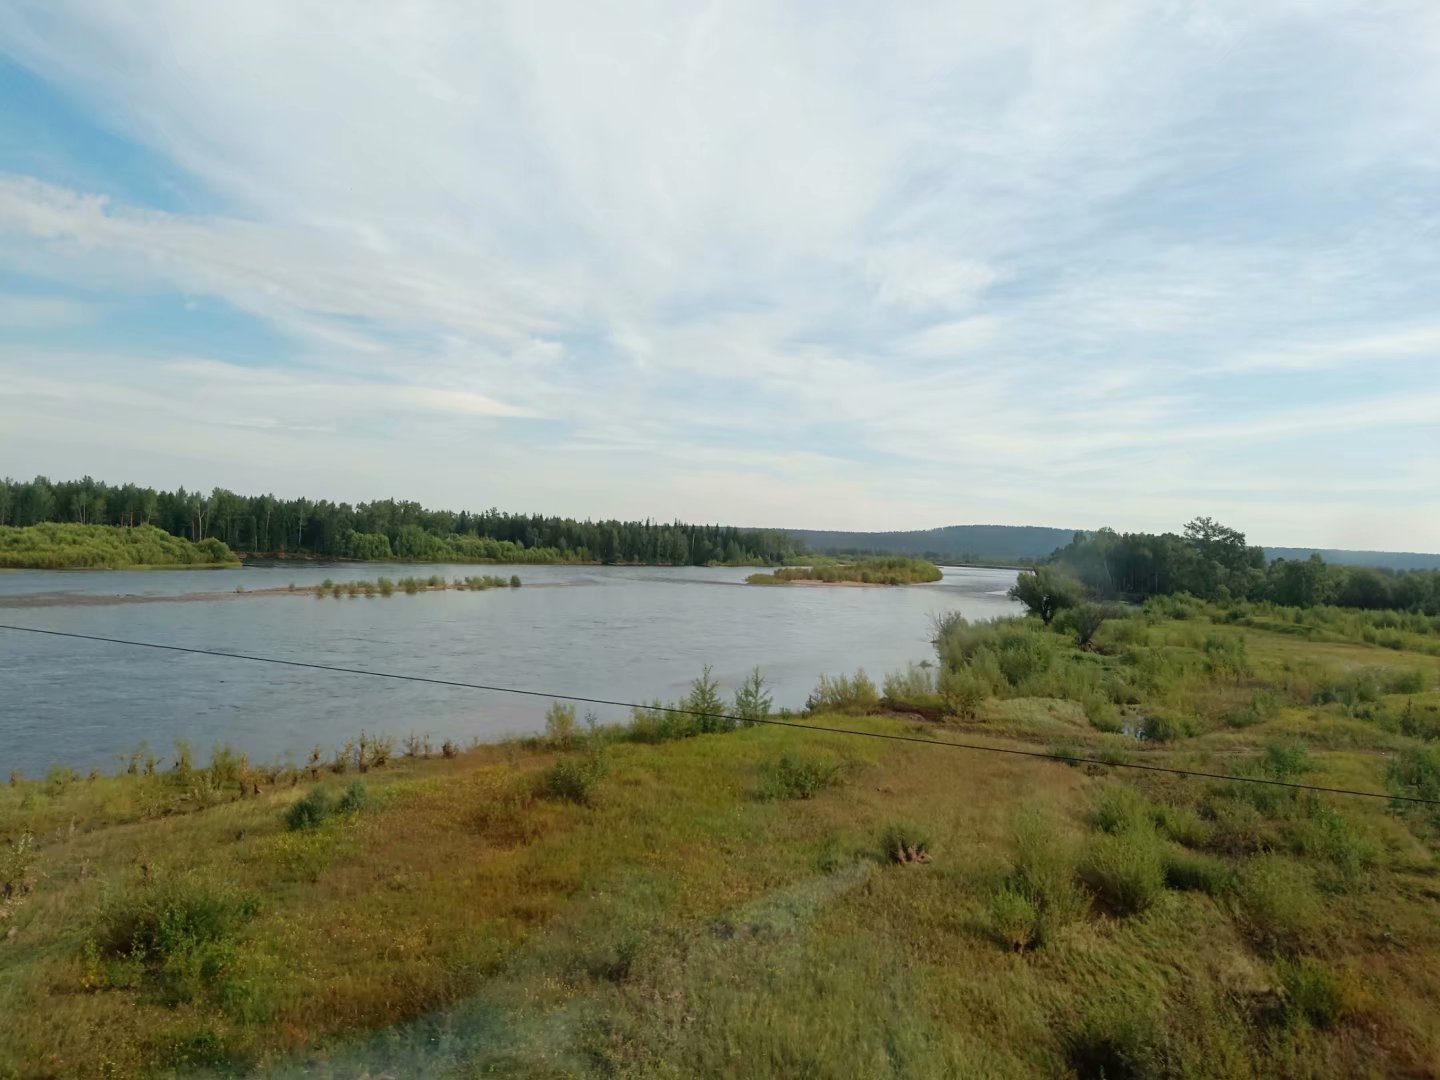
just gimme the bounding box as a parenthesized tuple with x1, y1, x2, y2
(0, 2, 1439, 547)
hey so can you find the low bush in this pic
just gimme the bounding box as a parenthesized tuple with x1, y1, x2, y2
(1260, 740, 1311, 780)
(1154, 803, 1211, 848)
(1062, 1000, 1172, 1080)
(336, 780, 370, 814)
(285, 787, 333, 831)
(879, 821, 932, 864)
(543, 750, 609, 806)
(1, 831, 37, 912)
(90, 876, 259, 1003)
(996, 809, 1087, 948)
(545, 702, 579, 749)
(1276, 958, 1346, 1029)
(1080, 828, 1167, 916)
(1139, 708, 1190, 742)
(758, 753, 844, 800)
(806, 670, 880, 714)
(1092, 785, 1153, 834)
(882, 662, 936, 704)
(1161, 847, 1232, 894)
(1234, 855, 1319, 951)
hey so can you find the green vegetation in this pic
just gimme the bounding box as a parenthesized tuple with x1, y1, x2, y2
(0, 475, 803, 565)
(0, 522, 237, 569)
(311, 574, 520, 598)
(747, 555, 943, 586)
(3, 598, 1440, 1075)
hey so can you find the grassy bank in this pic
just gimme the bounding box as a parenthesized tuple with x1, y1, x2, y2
(0, 524, 239, 570)
(747, 556, 944, 586)
(3, 609, 1440, 1076)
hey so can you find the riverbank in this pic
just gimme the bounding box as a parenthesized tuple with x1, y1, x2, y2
(3, 607, 1439, 1075)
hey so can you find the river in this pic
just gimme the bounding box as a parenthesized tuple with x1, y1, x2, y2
(0, 562, 1019, 774)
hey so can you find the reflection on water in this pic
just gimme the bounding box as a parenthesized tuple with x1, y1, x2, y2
(0, 562, 1019, 773)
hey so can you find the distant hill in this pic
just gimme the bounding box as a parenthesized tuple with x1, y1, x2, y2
(786, 525, 1440, 572)
(785, 525, 1077, 565)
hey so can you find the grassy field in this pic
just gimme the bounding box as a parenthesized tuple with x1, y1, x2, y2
(3, 605, 1440, 1077)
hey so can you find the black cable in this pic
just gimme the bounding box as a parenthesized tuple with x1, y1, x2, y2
(2, 621, 1436, 806)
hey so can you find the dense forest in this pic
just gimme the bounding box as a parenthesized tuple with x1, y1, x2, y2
(1045, 517, 1440, 613)
(785, 524, 1440, 572)
(0, 476, 804, 566)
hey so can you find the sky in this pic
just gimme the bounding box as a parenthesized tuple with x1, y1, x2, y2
(0, 2, 1437, 551)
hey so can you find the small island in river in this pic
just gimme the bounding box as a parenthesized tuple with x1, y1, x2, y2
(746, 556, 943, 586)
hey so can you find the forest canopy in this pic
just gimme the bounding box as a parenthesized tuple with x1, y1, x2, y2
(1037, 517, 1440, 614)
(0, 523, 238, 569)
(0, 476, 803, 567)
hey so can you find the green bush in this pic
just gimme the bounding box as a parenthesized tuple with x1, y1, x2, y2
(1139, 708, 1189, 742)
(1093, 785, 1153, 834)
(1387, 747, 1440, 810)
(1062, 1000, 1172, 1080)
(1234, 855, 1318, 950)
(1082, 694, 1124, 733)
(879, 821, 932, 864)
(285, 787, 334, 831)
(1154, 803, 1211, 848)
(806, 669, 880, 714)
(758, 753, 844, 800)
(882, 662, 936, 704)
(1000, 809, 1087, 948)
(545, 702, 578, 748)
(1277, 958, 1346, 1029)
(938, 666, 988, 718)
(1261, 740, 1310, 779)
(1, 831, 37, 907)
(1080, 829, 1166, 916)
(543, 750, 609, 806)
(91, 876, 259, 1003)
(336, 780, 370, 814)
(989, 886, 1040, 951)
(1161, 847, 1232, 894)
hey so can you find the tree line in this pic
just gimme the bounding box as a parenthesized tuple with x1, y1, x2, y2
(0, 476, 805, 566)
(1026, 516, 1440, 614)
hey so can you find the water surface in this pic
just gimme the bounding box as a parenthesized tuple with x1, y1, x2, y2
(0, 562, 1019, 773)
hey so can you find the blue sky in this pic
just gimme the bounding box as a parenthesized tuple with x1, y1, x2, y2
(1, 1, 1437, 549)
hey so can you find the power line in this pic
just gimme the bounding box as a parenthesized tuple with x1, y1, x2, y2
(2, 621, 1436, 807)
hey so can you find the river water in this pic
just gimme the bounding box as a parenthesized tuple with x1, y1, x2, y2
(0, 562, 1019, 774)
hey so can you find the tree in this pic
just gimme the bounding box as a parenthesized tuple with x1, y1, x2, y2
(733, 667, 773, 725)
(1008, 566, 1082, 625)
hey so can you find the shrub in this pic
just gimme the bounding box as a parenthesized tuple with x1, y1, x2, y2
(1161, 847, 1232, 894)
(1080, 829, 1166, 916)
(938, 666, 988, 718)
(1001, 809, 1087, 947)
(1083, 694, 1123, 733)
(883, 662, 936, 703)
(989, 886, 1040, 951)
(1277, 958, 1346, 1029)
(1093, 786, 1153, 834)
(1062, 1000, 1171, 1080)
(441, 739, 459, 759)
(1234, 855, 1318, 950)
(336, 780, 370, 814)
(543, 750, 608, 805)
(285, 787, 333, 831)
(758, 753, 843, 800)
(1139, 708, 1189, 742)
(1154, 803, 1211, 847)
(1259, 740, 1310, 780)
(1386, 668, 1425, 694)
(1387, 747, 1440, 810)
(806, 669, 880, 714)
(879, 821, 932, 864)
(1056, 602, 1114, 648)
(91, 876, 260, 1003)
(545, 702, 578, 749)
(1, 831, 37, 910)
